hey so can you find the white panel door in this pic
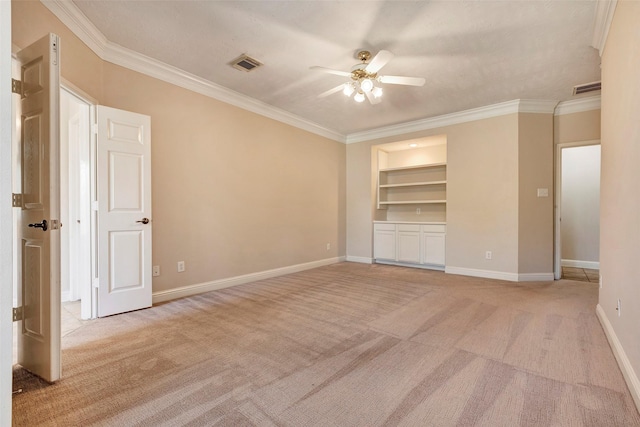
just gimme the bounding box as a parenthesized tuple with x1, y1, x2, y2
(97, 106, 152, 317)
(374, 225, 396, 261)
(423, 233, 446, 266)
(16, 34, 61, 382)
(397, 231, 421, 263)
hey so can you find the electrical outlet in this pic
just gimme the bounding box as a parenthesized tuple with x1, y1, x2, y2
(152, 265, 160, 277)
(617, 298, 621, 317)
(326, 243, 331, 250)
(485, 251, 492, 260)
(177, 261, 185, 273)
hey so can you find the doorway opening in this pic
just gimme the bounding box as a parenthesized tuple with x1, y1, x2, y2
(554, 140, 601, 281)
(60, 84, 96, 321)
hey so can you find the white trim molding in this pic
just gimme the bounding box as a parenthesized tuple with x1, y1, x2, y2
(346, 256, 373, 264)
(596, 304, 640, 412)
(41, 0, 345, 143)
(445, 266, 519, 282)
(592, 0, 618, 57)
(445, 266, 554, 282)
(152, 256, 345, 304)
(346, 99, 558, 144)
(554, 96, 601, 116)
(517, 273, 555, 282)
(375, 260, 445, 272)
(1, 1, 14, 423)
(561, 259, 600, 270)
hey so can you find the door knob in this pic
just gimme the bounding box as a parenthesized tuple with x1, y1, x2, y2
(28, 219, 48, 231)
(136, 218, 150, 224)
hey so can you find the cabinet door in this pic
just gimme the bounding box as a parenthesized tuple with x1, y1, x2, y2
(398, 231, 421, 263)
(423, 233, 446, 266)
(374, 229, 396, 260)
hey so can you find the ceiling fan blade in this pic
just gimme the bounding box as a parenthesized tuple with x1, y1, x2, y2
(310, 66, 351, 77)
(378, 75, 426, 86)
(365, 50, 394, 73)
(318, 84, 346, 98)
(365, 90, 382, 105)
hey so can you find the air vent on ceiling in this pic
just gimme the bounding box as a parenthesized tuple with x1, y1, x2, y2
(230, 54, 262, 72)
(573, 81, 601, 95)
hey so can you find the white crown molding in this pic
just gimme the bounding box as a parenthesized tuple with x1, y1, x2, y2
(41, 0, 591, 146)
(554, 95, 601, 116)
(41, 0, 346, 143)
(41, 0, 107, 56)
(592, 0, 618, 57)
(346, 99, 558, 144)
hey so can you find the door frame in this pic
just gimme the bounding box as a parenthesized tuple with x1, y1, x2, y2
(554, 139, 601, 279)
(60, 80, 97, 319)
(1, 1, 14, 422)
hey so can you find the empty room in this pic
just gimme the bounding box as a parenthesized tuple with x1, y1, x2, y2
(2, 0, 640, 425)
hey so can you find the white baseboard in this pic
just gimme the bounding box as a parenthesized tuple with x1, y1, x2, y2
(562, 259, 600, 269)
(444, 266, 553, 282)
(346, 256, 373, 264)
(152, 256, 346, 304)
(517, 272, 555, 281)
(596, 304, 640, 412)
(445, 266, 519, 282)
(61, 290, 70, 303)
(375, 260, 445, 272)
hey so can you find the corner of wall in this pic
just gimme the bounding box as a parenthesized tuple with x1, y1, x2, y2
(596, 304, 640, 411)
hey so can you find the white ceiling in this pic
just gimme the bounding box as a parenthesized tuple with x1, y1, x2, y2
(71, 0, 601, 136)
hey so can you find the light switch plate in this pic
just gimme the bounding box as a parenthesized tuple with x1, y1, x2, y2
(537, 188, 549, 197)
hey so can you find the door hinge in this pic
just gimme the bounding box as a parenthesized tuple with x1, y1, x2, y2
(11, 78, 22, 95)
(91, 123, 98, 135)
(12, 193, 22, 207)
(13, 306, 23, 322)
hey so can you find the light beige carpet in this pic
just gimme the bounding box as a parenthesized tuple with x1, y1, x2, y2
(12, 262, 640, 426)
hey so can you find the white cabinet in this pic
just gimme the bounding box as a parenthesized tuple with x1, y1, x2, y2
(373, 222, 446, 270)
(397, 224, 421, 263)
(373, 223, 396, 260)
(423, 233, 446, 266)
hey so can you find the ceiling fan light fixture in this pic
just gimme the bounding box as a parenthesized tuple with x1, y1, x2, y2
(354, 92, 365, 103)
(361, 78, 374, 92)
(343, 83, 355, 97)
(372, 87, 383, 98)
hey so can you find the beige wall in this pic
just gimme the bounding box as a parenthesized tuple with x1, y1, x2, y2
(518, 113, 554, 274)
(447, 115, 520, 274)
(600, 0, 640, 404)
(554, 109, 601, 144)
(12, 0, 103, 100)
(13, 1, 346, 294)
(347, 111, 559, 278)
(348, 114, 525, 275)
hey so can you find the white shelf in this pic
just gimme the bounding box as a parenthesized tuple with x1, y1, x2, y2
(379, 180, 447, 188)
(379, 200, 447, 205)
(377, 162, 447, 219)
(379, 163, 446, 172)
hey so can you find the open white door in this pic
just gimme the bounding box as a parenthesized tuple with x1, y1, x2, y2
(97, 106, 152, 317)
(15, 34, 61, 382)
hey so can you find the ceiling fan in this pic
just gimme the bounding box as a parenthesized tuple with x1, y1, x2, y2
(311, 50, 426, 104)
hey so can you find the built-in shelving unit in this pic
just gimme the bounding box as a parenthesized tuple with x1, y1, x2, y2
(377, 163, 447, 210)
(373, 140, 448, 269)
